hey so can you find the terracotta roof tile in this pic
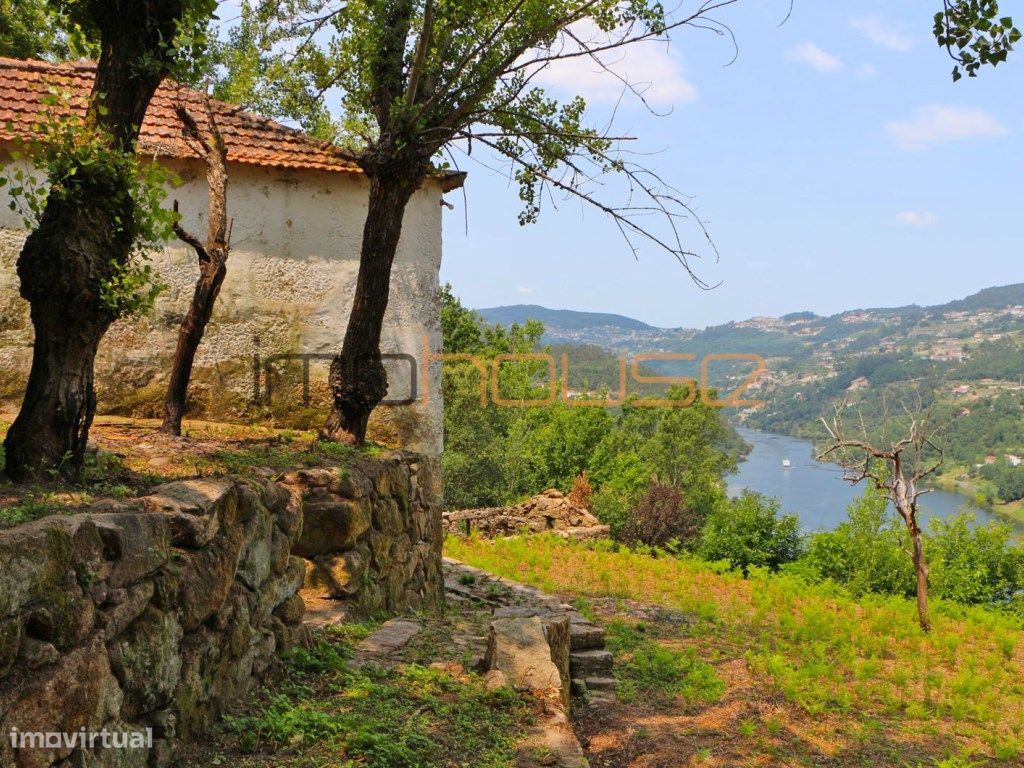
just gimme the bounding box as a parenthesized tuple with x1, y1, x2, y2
(0, 57, 362, 174)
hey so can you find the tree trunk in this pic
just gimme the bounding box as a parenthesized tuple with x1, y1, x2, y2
(322, 172, 420, 444)
(909, 521, 931, 632)
(162, 105, 230, 437)
(161, 253, 228, 436)
(2, 1, 186, 481)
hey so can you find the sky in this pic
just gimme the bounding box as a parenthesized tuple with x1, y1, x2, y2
(435, 1, 1024, 329)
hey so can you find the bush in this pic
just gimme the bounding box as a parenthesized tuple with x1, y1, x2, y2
(620, 479, 703, 550)
(697, 492, 803, 574)
(796, 487, 915, 598)
(929, 512, 1024, 606)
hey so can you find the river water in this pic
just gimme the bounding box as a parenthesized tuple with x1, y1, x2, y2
(727, 428, 1008, 533)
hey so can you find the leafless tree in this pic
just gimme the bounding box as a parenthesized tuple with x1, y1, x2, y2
(161, 96, 232, 436)
(817, 404, 944, 632)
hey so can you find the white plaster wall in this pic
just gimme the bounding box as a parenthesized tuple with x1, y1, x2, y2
(0, 156, 445, 456)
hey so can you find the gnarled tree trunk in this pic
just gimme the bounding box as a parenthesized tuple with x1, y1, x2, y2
(322, 170, 421, 444)
(162, 103, 230, 437)
(2, 1, 186, 481)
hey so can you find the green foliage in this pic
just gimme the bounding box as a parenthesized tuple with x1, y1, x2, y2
(1, 89, 174, 317)
(440, 288, 741, 513)
(697, 491, 803, 574)
(796, 487, 1024, 610)
(605, 619, 725, 705)
(795, 486, 916, 598)
(224, 633, 531, 767)
(929, 512, 1024, 605)
(0, 0, 97, 60)
(935, 1, 1020, 80)
(979, 458, 1024, 503)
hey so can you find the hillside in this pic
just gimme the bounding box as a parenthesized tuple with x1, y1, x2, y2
(478, 285, 1024, 505)
(477, 304, 654, 332)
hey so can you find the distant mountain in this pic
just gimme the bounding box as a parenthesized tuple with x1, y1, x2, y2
(476, 304, 655, 332)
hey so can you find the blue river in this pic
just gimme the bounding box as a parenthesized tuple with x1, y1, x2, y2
(727, 428, 1012, 533)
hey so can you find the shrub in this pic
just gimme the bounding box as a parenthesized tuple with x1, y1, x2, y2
(591, 486, 632, 539)
(697, 492, 803, 574)
(929, 512, 1024, 606)
(568, 471, 594, 510)
(620, 479, 703, 549)
(796, 487, 915, 598)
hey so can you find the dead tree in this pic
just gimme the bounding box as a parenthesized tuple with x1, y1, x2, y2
(161, 98, 231, 436)
(817, 406, 944, 632)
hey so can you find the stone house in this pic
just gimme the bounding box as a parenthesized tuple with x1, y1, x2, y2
(0, 57, 464, 456)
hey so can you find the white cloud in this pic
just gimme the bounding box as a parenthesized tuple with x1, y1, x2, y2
(517, 286, 533, 295)
(897, 211, 937, 227)
(531, 22, 697, 106)
(886, 105, 1008, 150)
(849, 16, 913, 52)
(788, 42, 843, 73)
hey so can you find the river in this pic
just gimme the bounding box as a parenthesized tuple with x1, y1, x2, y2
(727, 428, 1010, 533)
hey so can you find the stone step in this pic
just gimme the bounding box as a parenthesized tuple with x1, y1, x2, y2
(584, 676, 617, 692)
(570, 649, 613, 677)
(569, 623, 606, 651)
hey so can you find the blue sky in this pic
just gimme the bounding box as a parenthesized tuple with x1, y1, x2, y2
(438, 1, 1024, 328)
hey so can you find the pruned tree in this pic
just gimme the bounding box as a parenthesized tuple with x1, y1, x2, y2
(162, 97, 232, 436)
(935, 0, 1020, 80)
(817, 405, 945, 632)
(1, 0, 217, 481)
(219, 0, 738, 445)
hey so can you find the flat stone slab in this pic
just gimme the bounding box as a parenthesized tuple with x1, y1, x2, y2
(569, 623, 605, 651)
(584, 676, 618, 692)
(570, 649, 613, 677)
(356, 619, 422, 656)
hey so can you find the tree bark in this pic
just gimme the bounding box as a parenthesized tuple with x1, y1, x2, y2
(909, 521, 931, 633)
(2, 1, 185, 481)
(162, 105, 230, 437)
(322, 171, 420, 444)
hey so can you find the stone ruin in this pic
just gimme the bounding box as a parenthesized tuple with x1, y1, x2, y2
(442, 488, 610, 540)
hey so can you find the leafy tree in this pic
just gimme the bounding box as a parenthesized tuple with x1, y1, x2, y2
(619, 479, 703, 550)
(697, 491, 803, 574)
(935, 1, 1020, 80)
(929, 512, 1024, 605)
(2, 0, 217, 480)
(221, 0, 733, 444)
(0, 0, 96, 60)
(797, 486, 916, 599)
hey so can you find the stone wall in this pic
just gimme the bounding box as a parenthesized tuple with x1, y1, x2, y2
(443, 489, 610, 541)
(0, 478, 308, 768)
(292, 453, 444, 620)
(0, 452, 444, 767)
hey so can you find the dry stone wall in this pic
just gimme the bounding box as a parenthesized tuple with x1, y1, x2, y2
(0, 478, 307, 768)
(0, 451, 444, 768)
(292, 454, 444, 619)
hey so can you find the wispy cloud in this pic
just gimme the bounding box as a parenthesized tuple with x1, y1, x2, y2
(886, 105, 1008, 150)
(517, 286, 533, 295)
(897, 210, 937, 227)
(788, 42, 843, 73)
(533, 22, 697, 106)
(849, 16, 913, 52)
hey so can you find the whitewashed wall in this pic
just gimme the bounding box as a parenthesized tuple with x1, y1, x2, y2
(0, 155, 445, 456)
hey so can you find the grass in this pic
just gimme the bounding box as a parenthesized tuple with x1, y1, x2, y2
(196, 622, 534, 768)
(604, 619, 725, 705)
(447, 534, 1024, 764)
